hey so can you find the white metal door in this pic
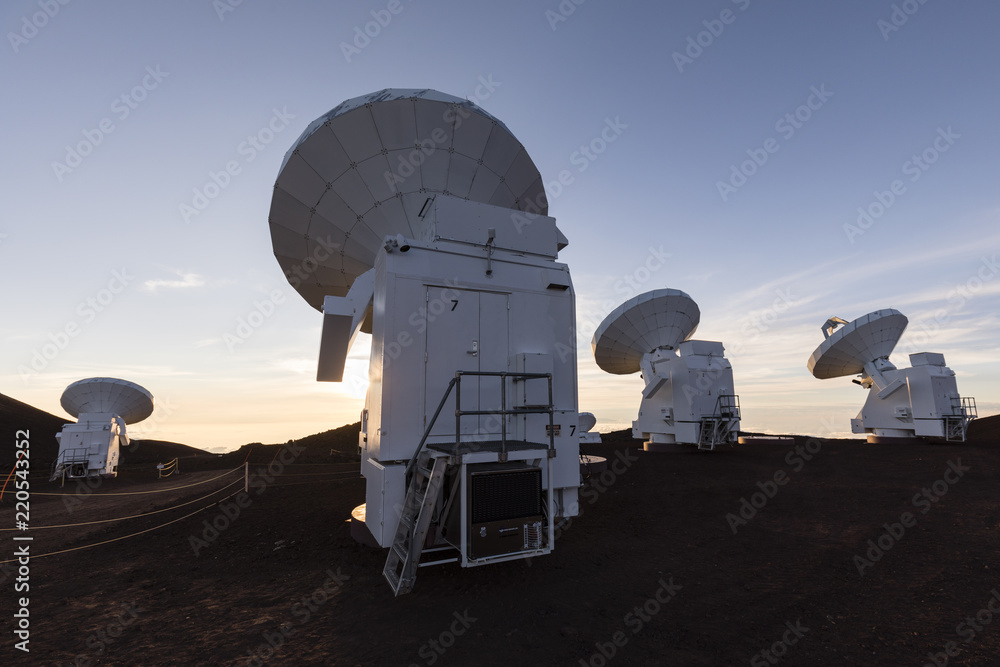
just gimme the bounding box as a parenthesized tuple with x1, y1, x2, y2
(424, 287, 479, 438)
(478, 291, 509, 437)
(424, 287, 509, 440)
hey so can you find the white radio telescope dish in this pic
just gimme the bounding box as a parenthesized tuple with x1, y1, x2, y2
(591, 289, 738, 451)
(60, 377, 154, 424)
(806, 308, 976, 442)
(807, 309, 908, 379)
(270, 87, 582, 593)
(269, 88, 548, 310)
(592, 289, 700, 375)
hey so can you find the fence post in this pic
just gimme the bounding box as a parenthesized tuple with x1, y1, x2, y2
(244, 461, 248, 493)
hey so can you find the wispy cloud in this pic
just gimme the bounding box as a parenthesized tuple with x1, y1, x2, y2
(143, 270, 205, 292)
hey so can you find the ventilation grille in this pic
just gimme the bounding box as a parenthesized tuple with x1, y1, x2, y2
(470, 469, 541, 524)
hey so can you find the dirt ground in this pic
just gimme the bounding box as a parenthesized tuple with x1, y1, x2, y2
(2, 432, 999, 666)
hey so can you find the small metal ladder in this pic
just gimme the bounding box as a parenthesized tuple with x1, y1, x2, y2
(383, 452, 448, 596)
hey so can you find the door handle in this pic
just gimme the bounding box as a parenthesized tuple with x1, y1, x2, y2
(468, 340, 478, 357)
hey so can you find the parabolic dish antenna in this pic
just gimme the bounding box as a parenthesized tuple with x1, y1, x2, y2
(269, 88, 548, 310)
(807, 309, 908, 379)
(60, 378, 154, 424)
(591, 289, 700, 375)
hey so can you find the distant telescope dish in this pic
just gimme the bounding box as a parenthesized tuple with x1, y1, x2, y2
(591, 289, 738, 450)
(578, 412, 601, 444)
(592, 289, 700, 375)
(807, 309, 908, 379)
(807, 309, 975, 442)
(60, 378, 154, 424)
(269, 88, 548, 310)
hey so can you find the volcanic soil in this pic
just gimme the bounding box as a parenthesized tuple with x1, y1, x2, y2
(2, 421, 999, 666)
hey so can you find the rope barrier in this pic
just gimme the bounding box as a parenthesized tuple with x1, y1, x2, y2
(0, 478, 244, 531)
(31, 466, 242, 496)
(0, 450, 27, 501)
(0, 465, 357, 563)
(157, 458, 179, 478)
(0, 488, 245, 565)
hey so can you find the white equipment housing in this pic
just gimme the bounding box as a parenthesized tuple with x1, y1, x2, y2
(592, 289, 740, 452)
(807, 309, 977, 442)
(358, 195, 579, 544)
(268, 89, 580, 595)
(578, 412, 602, 444)
(51, 378, 154, 481)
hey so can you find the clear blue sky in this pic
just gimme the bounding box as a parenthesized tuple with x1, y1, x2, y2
(2, 0, 998, 451)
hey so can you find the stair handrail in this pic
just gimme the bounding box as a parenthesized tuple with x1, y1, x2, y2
(406, 376, 459, 477)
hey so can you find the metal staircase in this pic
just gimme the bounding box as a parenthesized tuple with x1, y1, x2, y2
(383, 369, 557, 596)
(698, 394, 741, 450)
(944, 396, 977, 441)
(383, 452, 448, 596)
(48, 447, 91, 483)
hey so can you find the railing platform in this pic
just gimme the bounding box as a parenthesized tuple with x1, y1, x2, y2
(428, 440, 549, 456)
